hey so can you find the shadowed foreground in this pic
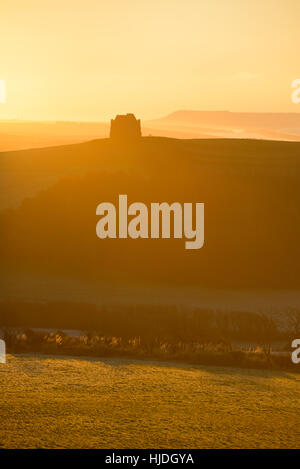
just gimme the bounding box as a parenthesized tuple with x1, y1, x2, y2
(0, 354, 299, 448)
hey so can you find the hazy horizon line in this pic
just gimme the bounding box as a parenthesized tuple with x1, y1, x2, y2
(1, 109, 300, 125)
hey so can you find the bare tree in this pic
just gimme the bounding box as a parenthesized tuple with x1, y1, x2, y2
(287, 308, 300, 336)
(256, 314, 278, 359)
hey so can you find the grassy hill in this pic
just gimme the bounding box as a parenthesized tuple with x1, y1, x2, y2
(1, 354, 300, 448)
(1, 111, 300, 153)
(0, 137, 300, 309)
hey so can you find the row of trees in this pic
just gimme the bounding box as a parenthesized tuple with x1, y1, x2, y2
(1, 300, 299, 347)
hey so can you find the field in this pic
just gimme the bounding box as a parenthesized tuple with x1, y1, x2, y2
(0, 354, 299, 448)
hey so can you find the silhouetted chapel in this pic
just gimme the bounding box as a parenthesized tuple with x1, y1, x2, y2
(110, 114, 141, 140)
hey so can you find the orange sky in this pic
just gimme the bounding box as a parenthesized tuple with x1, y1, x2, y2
(0, 0, 300, 121)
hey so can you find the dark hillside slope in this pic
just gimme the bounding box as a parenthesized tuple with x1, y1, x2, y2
(1, 137, 300, 294)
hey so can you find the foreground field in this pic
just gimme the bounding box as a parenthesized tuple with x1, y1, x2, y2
(0, 354, 299, 448)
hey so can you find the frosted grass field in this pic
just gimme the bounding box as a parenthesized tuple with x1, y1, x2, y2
(0, 354, 299, 448)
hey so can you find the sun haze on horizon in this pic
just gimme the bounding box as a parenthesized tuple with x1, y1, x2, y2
(0, 0, 299, 121)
